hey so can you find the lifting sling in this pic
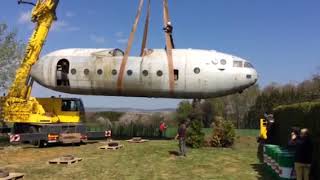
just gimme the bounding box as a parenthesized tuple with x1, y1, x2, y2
(117, 0, 144, 94)
(163, 0, 175, 95)
(140, 0, 151, 57)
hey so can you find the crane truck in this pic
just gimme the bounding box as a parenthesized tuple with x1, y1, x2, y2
(0, 0, 90, 147)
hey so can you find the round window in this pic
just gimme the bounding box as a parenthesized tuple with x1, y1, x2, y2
(127, 70, 133, 76)
(84, 69, 90, 75)
(97, 69, 103, 75)
(111, 69, 117, 75)
(142, 70, 148, 76)
(194, 67, 200, 74)
(157, 70, 163, 77)
(71, 68, 76, 75)
(220, 59, 227, 65)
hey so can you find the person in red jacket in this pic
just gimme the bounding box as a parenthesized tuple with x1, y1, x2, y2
(159, 121, 168, 138)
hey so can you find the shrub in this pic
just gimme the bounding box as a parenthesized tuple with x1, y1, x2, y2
(186, 118, 204, 148)
(207, 118, 236, 147)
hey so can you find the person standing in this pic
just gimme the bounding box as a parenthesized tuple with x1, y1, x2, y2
(159, 121, 167, 138)
(294, 128, 313, 180)
(175, 121, 187, 156)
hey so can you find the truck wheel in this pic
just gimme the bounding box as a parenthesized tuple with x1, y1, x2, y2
(29, 126, 39, 146)
(38, 140, 47, 148)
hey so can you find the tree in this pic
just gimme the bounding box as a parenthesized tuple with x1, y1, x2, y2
(0, 23, 24, 94)
(175, 100, 193, 123)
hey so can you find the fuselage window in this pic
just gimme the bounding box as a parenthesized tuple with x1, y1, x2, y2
(244, 62, 254, 68)
(127, 70, 133, 76)
(194, 67, 200, 74)
(220, 59, 227, 65)
(233, 61, 243, 68)
(112, 69, 117, 75)
(97, 69, 103, 75)
(157, 70, 163, 77)
(142, 70, 148, 76)
(84, 69, 90, 75)
(174, 69, 179, 81)
(71, 68, 76, 75)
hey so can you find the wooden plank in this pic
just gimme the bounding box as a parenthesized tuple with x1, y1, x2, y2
(0, 173, 24, 180)
(48, 157, 82, 165)
(99, 144, 123, 150)
(126, 139, 149, 143)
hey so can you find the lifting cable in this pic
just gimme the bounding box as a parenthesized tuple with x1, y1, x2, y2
(163, 0, 175, 95)
(117, 0, 144, 94)
(140, 0, 151, 57)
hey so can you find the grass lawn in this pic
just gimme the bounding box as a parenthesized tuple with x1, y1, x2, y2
(0, 136, 271, 180)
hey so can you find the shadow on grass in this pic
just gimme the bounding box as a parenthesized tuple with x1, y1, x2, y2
(251, 163, 274, 180)
(168, 150, 180, 156)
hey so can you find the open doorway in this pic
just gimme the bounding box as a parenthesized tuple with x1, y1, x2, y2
(174, 69, 179, 81)
(56, 59, 70, 86)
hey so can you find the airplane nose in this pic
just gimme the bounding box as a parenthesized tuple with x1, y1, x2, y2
(30, 61, 45, 85)
(251, 69, 258, 84)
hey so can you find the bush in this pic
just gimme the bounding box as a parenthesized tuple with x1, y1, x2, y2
(186, 118, 204, 148)
(206, 118, 236, 147)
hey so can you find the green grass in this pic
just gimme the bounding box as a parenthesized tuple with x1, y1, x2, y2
(0, 136, 271, 180)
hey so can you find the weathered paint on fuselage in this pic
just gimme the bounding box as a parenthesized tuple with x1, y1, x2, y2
(31, 48, 258, 98)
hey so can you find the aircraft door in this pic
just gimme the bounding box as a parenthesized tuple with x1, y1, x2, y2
(56, 59, 70, 87)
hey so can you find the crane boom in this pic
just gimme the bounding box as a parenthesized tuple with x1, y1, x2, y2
(2, 0, 59, 122)
(8, 0, 58, 99)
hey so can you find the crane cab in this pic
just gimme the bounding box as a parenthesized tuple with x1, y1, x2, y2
(35, 97, 85, 123)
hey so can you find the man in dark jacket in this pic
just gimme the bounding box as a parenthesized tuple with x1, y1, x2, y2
(294, 128, 313, 180)
(175, 121, 187, 156)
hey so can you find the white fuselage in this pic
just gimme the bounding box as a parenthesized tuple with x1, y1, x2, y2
(30, 48, 258, 98)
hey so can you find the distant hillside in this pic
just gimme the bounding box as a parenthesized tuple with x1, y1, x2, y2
(85, 107, 176, 113)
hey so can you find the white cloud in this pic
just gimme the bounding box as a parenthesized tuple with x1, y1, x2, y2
(117, 38, 128, 44)
(90, 34, 106, 44)
(66, 11, 75, 17)
(115, 31, 127, 44)
(51, 21, 80, 32)
(115, 31, 124, 37)
(18, 11, 31, 24)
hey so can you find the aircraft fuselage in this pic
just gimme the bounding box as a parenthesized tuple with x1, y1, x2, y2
(31, 48, 258, 98)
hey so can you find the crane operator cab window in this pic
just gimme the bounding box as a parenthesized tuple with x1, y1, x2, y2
(56, 59, 70, 87)
(109, 48, 124, 57)
(61, 99, 80, 112)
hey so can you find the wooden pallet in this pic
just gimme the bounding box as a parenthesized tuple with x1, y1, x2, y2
(48, 157, 82, 165)
(126, 139, 149, 143)
(0, 173, 24, 180)
(99, 144, 123, 150)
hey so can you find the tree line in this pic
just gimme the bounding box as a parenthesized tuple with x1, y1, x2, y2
(176, 73, 320, 129)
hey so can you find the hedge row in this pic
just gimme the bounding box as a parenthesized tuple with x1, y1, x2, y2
(87, 125, 259, 138)
(273, 101, 320, 177)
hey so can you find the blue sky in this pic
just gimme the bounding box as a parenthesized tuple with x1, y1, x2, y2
(1, 0, 320, 109)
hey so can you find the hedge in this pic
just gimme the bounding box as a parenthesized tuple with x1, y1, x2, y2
(273, 101, 320, 178)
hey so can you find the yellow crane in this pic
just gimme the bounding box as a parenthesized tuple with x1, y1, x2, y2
(0, 0, 86, 147)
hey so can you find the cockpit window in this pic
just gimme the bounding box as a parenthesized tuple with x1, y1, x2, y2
(233, 61, 243, 68)
(244, 62, 254, 68)
(109, 48, 124, 57)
